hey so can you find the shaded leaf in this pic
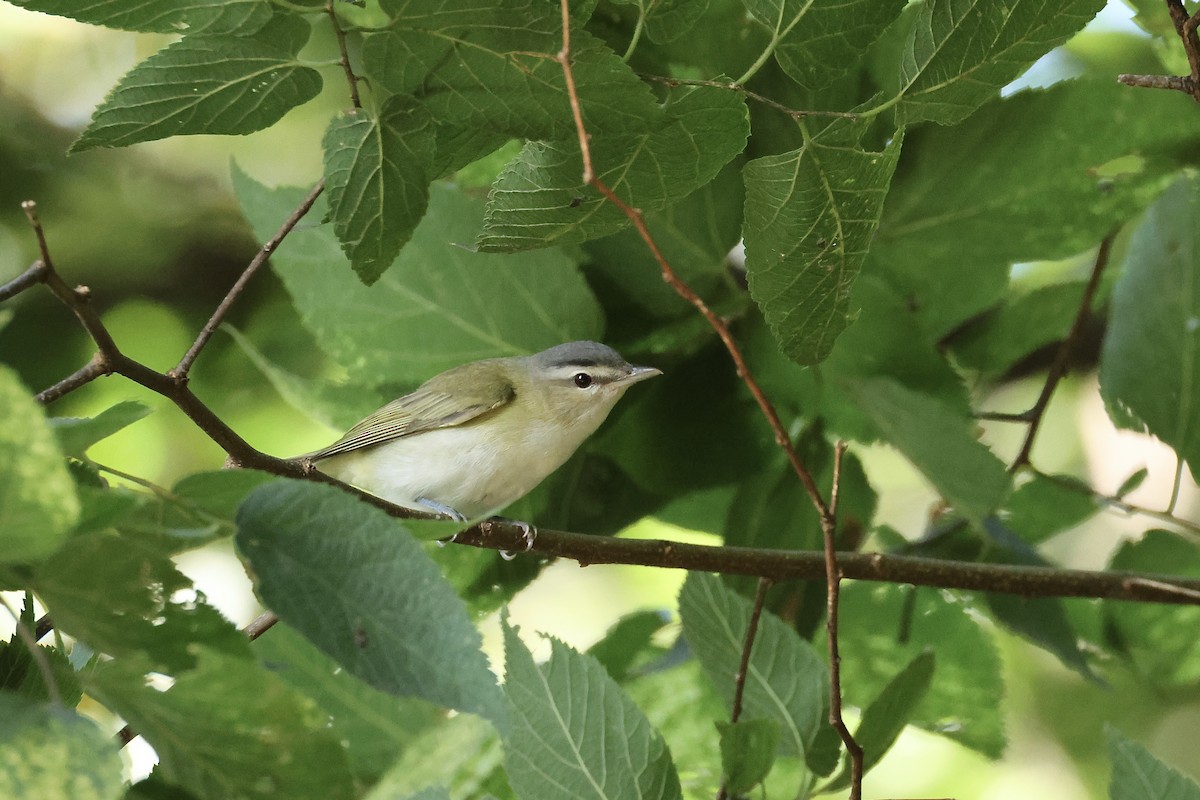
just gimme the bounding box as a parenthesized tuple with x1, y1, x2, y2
(6, 0, 272, 34)
(743, 120, 902, 364)
(233, 169, 603, 385)
(717, 718, 780, 795)
(891, 0, 1106, 125)
(73, 36, 322, 151)
(1003, 474, 1098, 545)
(235, 480, 506, 726)
(502, 616, 683, 800)
(950, 281, 1089, 374)
(587, 610, 670, 683)
(1108, 728, 1200, 800)
(50, 401, 152, 458)
(1100, 176, 1200, 474)
(0, 365, 79, 564)
(322, 96, 437, 283)
(88, 651, 355, 800)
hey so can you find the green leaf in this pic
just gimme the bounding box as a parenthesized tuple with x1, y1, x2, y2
(745, 0, 906, 89)
(363, 712, 503, 800)
(587, 610, 670, 683)
(1100, 176, 1200, 474)
(679, 572, 828, 761)
(0, 364, 79, 564)
(1104, 532, 1200, 687)
(843, 377, 1010, 524)
(33, 531, 251, 672)
(50, 401, 152, 458)
(72, 36, 322, 152)
(233, 170, 604, 385)
(235, 480, 506, 726)
(890, 0, 1106, 125)
(1115, 467, 1149, 499)
(1003, 474, 1098, 545)
(837, 584, 1006, 757)
(6, 0, 272, 34)
(322, 96, 437, 284)
(88, 651, 355, 800)
(875, 78, 1200, 336)
(255, 623, 443, 781)
(642, 0, 709, 43)
(825, 650, 935, 791)
(0, 599, 83, 705)
(950, 281, 1089, 374)
(1108, 728, 1200, 800)
(0, 694, 123, 800)
(364, 21, 657, 141)
(478, 85, 749, 252)
(501, 615, 683, 800)
(742, 119, 903, 365)
(717, 718, 780, 795)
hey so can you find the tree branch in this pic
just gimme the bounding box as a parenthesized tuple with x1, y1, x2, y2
(326, 1, 362, 110)
(1117, 1, 1200, 105)
(171, 180, 325, 381)
(0, 260, 48, 302)
(1009, 234, 1114, 471)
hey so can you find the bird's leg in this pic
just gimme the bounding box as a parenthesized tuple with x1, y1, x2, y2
(495, 518, 537, 560)
(420, 497, 467, 547)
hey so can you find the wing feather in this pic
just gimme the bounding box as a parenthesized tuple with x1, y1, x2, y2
(308, 362, 515, 461)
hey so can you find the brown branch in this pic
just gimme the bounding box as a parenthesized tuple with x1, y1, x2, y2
(326, 2, 362, 110)
(823, 441, 862, 798)
(171, 180, 324, 381)
(1009, 234, 1114, 471)
(639, 74, 859, 120)
(1117, 1, 1200, 104)
(36, 353, 111, 404)
(453, 521, 1200, 605)
(0, 260, 48, 302)
(715, 577, 773, 800)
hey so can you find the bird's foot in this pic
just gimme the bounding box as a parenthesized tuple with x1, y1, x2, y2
(495, 518, 537, 560)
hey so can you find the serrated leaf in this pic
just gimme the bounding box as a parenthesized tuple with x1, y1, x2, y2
(256, 623, 443, 781)
(1104, 532, 1200, 687)
(235, 480, 506, 726)
(50, 401, 152, 458)
(0, 364, 79, 564)
(875, 78, 1200, 336)
(891, 0, 1106, 125)
(825, 650, 934, 791)
(72, 36, 322, 151)
(1003, 474, 1098, 545)
(6, 0, 272, 34)
(33, 531, 251, 673)
(717, 718, 780, 795)
(842, 377, 1009, 524)
(1100, 176, 1200, 474)
(478, 85, 748, 252)
(233, 169, 603, 385)
(363, 711, 503, 800)
(837, 584, 1006, 757)
(679, 573, 828, 761)
(502, 616, 683, 800)
(88, 650, 355, 800)
(0, 694, 124, 800)
(642, 0, 709, 43)
(323, 96, 437, 283)
(745, 0, 905, 89)
(1108, 728, 1200, 800)
(743, 120, 902, 365)
(587, 610, 670, 683)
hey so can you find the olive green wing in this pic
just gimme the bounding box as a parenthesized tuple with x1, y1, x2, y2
(308, 365, 515, 460)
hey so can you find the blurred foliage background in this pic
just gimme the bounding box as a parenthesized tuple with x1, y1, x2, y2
(1, 1, 1199, 797)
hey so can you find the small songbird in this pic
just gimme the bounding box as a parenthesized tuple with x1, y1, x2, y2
(309, 341, 661, 521)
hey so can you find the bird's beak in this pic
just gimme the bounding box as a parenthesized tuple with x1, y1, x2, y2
(621, 365, 662, 385)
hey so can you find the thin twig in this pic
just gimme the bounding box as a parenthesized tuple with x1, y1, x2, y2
(823, 441, 862, 799)
(1118, 73, 1194, 92)
(639, 74, 859, 120)
(1033, 469, 1200, 541)
(715, 576, 773, 800)
(1009, 234, 1114, 471)
(326, 2, 362, 109)
(0, 594, 61, 706)
(1117, 2, 1200, 104)
(36, 353, 111, 404)
(0, 260, 48, 302)
(171, 180, 324, 381)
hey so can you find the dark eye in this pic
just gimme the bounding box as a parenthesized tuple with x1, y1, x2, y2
(573, 372, 593, 388)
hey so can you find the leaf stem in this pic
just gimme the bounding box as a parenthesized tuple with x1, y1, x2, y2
(622, 0, 646, 62)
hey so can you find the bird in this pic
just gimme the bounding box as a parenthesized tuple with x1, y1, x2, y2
(308, 341, 661, 526)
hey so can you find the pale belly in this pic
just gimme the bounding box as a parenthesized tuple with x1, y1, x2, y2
(316, 423, 575, 518)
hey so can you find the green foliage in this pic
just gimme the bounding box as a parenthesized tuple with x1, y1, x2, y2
(5, 0, 1200, 796)
(502, 615, 683, 800)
